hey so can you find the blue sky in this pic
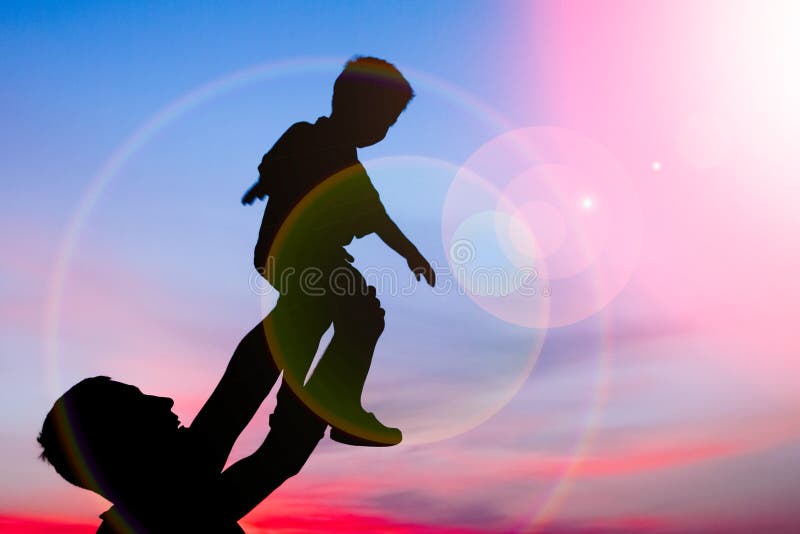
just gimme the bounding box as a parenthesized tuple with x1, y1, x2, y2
(3, 2, 800, 533)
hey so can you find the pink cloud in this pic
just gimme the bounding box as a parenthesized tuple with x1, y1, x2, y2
(511, 440, 739, 479)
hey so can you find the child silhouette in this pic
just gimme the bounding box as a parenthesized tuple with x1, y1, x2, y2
(242, 56, 435, 446)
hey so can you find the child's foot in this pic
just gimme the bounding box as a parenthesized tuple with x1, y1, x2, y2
(330, 411, 402, 447)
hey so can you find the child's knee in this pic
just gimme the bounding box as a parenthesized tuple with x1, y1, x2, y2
(331, 283, 385, 340)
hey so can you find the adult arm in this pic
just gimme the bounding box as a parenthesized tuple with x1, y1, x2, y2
(215, 384, 326, 521)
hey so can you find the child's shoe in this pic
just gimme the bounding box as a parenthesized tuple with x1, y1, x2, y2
(330, 410, 402, 447)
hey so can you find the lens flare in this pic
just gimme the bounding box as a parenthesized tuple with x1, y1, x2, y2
(262, 155, 548, 444)
(443, 126, 642, 328)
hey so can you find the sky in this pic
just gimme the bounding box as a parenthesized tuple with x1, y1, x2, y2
(2, 1, 800, 532)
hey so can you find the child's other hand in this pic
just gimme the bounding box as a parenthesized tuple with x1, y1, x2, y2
(407, 252, 436, 287)
(241, 182, 263, 205)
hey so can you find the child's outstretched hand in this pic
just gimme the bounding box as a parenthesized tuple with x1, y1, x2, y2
(407, 250, 436, 287)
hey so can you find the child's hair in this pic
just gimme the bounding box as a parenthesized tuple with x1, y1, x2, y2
(332, 56, 415, 117)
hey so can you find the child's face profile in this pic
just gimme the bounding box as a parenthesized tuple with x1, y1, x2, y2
(353, 106, 403, 148)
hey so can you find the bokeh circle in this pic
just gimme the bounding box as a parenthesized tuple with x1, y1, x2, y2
(443, 126, 642, 329)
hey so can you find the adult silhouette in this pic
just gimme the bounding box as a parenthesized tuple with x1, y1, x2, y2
(38, 286, 385, 531)
(37, 350, 331, 532)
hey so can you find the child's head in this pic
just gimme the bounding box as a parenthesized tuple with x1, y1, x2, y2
(331, 56, 414, 147)
(37, 376, 180, 502)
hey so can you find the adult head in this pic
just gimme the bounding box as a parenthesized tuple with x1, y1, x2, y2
(37, 376, 181, 504)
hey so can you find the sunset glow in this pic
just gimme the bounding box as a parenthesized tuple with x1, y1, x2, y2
(2, 1, 800, 533)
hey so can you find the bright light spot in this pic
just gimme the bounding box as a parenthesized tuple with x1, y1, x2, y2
(652, 161, 662, 172)
(582, 196, 593, 210)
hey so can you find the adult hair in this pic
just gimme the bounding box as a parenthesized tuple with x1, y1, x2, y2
(332, 56, 414, 117)
(37, 376, 122, 497)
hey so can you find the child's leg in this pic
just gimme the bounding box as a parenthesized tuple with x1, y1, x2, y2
(304, 265, 401, 445)
(311, 285, 385, 408)
(334, 265, 385, 407)
(263, 288, 334, 395)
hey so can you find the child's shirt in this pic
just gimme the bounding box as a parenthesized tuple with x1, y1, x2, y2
(253, 117, 387, 271)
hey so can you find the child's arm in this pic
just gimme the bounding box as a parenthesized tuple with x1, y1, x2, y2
(352, 171, 435, 286)
(375, 214, 436, 287)
(241, 122, 309, 206)
(241, 149, 276, 205)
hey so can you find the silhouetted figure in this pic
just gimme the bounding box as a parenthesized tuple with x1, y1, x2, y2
(36, 55, 438, 532)
(37, 372, 326, 533)
(209, 56, 436, 447)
